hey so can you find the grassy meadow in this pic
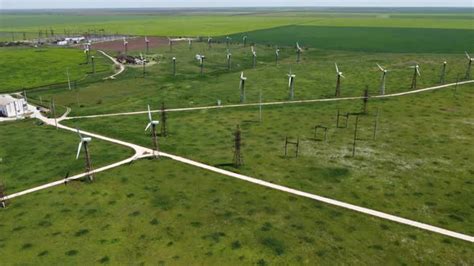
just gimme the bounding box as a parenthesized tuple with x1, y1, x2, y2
(0, 119, 133, 193)
(65, 85, 474, 236)
(0, 47, 113, 93)
(0, 159, 472, 265)
(26, 42, 472, 117)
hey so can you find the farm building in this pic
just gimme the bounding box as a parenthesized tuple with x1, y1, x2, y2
(0, 95, 28, 117)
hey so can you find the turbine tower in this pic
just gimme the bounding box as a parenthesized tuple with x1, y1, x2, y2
(287, 69, 296, 100)
(377, 63, 388, 95)
(226, 36, 231, 48)
(440, 61, 447, 84)
(410, 64, 421, 89)
(239, 72, 247, 103)
(465, 52, 473, 80)
(123, 38, 128, 55)
(145, 105, 160, 158)
(172, 57, 176, 76)
(296, 42, 302, 63)
(227, 50, 232, 71)
(188, 39, 193, 50)
(335, 63, 345, 97)
(207, 36, 212, 49)
(243, 35, 248, 47)
(145, 36, 150, 54)
(275, 47, 280, 65)
(76, 129, 93, 181)
(251, 46, 257, 68)
(196, 54, 205, 75)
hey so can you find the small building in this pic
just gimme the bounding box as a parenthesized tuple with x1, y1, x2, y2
(0, 95, 28, 118)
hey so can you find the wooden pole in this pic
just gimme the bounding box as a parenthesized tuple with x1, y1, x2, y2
(352, 115, 359, 157)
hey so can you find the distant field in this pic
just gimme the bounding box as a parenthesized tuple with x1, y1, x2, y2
(0, 10, 472, 38)
(226, 25, 474, 53)
(0, 47, 113, 92)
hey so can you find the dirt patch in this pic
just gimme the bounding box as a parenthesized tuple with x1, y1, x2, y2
(90, 37, 169, 54)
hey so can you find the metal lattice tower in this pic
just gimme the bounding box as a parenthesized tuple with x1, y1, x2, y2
(233, 125, 243, 167)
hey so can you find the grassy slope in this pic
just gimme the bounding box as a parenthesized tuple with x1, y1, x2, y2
(0, 47, 113, 92)
(0, 159, 472, 265)
(27, 43, 472, 116)
(226, 25, 474, 53)
(0, 119, 133, 193)
(65, 85, 474, 236)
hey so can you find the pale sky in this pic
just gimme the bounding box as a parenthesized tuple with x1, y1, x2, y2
(1, 0, 473, 9)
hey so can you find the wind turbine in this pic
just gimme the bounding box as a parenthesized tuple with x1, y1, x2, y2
(141, 53, 146, 77)
(440, 61, 447, 84)
(409, 64, 421, 89)
(243, 35, 248, 47)
(207, 36, 212, 49)
(188, 39, 193, 50)
(91, 55, 95, 73)
(296, 42, 303, 63)
(335, 63, 345, 97)
(226, 36, 232, 48)
(123, 38, 128, 54)
(226, 50, 232, 71)
(83, 45, 90, 64)
(196, 54, 205, 75)
(251, 46, 257, 68)
(287, 69, 296, 100)
(145, 36, 150, 54)
(239, 72, 247, 103)
(377, 63, 388, 95)
(172, 57, 176, 76)
(145, 105, 160, 158)
(465, 52, 473, 80)
(76, 129, 93, 181)
(275, 47, 280, 65)
(66, 67, 71, 90)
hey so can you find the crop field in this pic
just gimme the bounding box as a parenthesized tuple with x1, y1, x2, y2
(225, 26, 474, 53)
(0, 47, 113, 93)
(1, 8, 473, 265)
(0, 119, 133, 193)
(0, 159, 472, 265)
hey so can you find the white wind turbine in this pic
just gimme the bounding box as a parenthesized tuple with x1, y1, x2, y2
(226, 36, 232, 48)
(123, 38, 128, 54)
(243, 35, 248, 47)
(207, 36, 212, 49)
(335, 63, 345, 97)
(145, 36, 150, 53)
(76, 129, 93, 181)
(196, 54, 205, 75)
(188, 39, 193, 50)
(226, 50, 232, 71)
(409, 64, 421, 89)
(465, 52, 473, 79)
(172, 57, 177, 76)
(251, 46, 257, 68)
(83, 45, 90, 63)
(287, 69, 296, 100)
(296, 42, 303, 63)
(275, 47, 280, 65)
(145, 105, 160, 158)
(440, 61, 447, 84)
(239, 72, 247, 103)
(377, 63, 388, 95)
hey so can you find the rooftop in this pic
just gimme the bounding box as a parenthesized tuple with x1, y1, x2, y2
(0, 94, 20, 105)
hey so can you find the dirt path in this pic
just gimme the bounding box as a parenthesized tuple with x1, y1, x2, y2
(98, 50, 125, 80)
(2, 100, 473, 243)
(65, 80, 474, 120)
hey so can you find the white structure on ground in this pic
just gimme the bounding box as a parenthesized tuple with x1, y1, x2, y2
(0, 95, 28, 117)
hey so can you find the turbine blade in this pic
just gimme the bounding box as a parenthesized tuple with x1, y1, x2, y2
(145, 123, 151, 131)
(76, 128, 83, 139)
(466, 51, 471, 59)
(417, 68, 421, 76)
(76, 141, 83, 160)
(377, 63, 384, 71)
(340, 74, 346, 79)
(335, 63, 339, 73)
(147, 105, 152, 122)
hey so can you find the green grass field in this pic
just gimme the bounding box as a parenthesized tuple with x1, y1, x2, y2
(1, 9, 473, 265)
(0, 47, 113, 93)
(226, 25, 474, 53)
(0, 159, 472, 265)
(0, 119, 133, 193)
(65, 84, 474, 236)
(26, 42, 472, 117)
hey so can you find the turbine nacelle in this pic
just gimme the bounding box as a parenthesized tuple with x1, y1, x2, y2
(240, 72, 247, 81)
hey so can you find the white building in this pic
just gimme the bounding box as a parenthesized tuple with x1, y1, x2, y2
(0, 95, 28, 118)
